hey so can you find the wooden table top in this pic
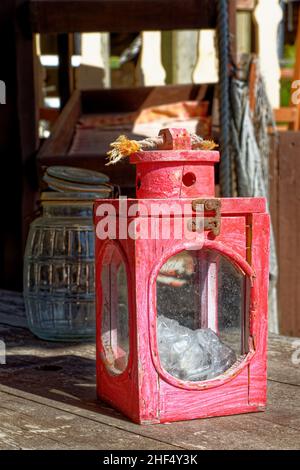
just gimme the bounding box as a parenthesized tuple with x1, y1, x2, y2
(0, 290, 299, 450)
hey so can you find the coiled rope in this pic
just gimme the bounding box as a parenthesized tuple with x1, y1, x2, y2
(217, 0, 232, 197)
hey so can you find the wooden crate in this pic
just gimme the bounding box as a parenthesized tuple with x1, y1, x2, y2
(37, 84, 214, 196)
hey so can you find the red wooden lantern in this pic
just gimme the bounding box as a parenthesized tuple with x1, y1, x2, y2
(94, 128, 270, 424)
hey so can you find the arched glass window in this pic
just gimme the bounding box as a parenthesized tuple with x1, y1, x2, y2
(101, 245, 129, 375)
(156, 249, 248, 382)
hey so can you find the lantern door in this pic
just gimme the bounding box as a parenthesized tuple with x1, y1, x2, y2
(147, 214, 254, 391)
(155, 247, 249, 383)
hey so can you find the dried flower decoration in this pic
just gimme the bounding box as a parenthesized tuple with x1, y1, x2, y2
(107, 134, 218, 165)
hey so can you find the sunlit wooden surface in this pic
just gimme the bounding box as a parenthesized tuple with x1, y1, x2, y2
(0, 290, 299, 449)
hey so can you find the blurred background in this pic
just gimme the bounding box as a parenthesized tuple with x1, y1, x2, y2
(1, 0, 300, 337)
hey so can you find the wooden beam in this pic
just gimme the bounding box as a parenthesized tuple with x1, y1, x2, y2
(29, 0, 217, 33)
(57, 33, 74, 109)
(0, 0, 38, 290)
(274, 107, 300, 131)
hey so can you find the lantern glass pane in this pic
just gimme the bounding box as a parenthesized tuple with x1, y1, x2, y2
(156, 249, 247, 382)
(101, 246, 129, 375)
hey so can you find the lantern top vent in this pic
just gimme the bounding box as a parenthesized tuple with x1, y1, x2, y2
(130, 128, 219, 199)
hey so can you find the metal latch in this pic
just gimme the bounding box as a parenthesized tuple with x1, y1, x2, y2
(191, 198, 221, 237)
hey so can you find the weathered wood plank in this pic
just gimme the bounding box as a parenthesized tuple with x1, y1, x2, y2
(1, 303, 300, 449)
(278, 132, 300, 337)
(0, 325, 300, 449)
(269, 134, 279, 253)
(1, 382, 300, 450)
(267, 334, 300, 386)
(0, 390, 178, 450)
(0, 291, 27, 328)
(257, 381, 300, 432)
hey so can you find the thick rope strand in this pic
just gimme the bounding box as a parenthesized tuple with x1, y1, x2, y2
(217, 0, 232, 197)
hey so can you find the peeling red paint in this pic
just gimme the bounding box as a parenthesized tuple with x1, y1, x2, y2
(94, 129, 270, 424)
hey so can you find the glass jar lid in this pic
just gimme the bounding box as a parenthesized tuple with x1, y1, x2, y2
(43, 174, 112, 195)
(46, 166, 110, 185)
(40, 191, 110, 202)
(43, 165, 112, 196)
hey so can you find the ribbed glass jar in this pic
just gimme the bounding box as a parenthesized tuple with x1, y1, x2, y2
(24, 193, 97, 341)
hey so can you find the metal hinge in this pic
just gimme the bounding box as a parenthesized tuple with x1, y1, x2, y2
(191, 198, 221, 237)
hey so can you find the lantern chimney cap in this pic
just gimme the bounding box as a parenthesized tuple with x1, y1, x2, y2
(158, 128, 192, 151)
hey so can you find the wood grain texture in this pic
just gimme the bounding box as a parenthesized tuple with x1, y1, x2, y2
(0, 290, 27, 327)
(0, 313, 299, 449)
(248, 213, 270, 407)
(97, 198, 267, 217)
(277, 132, 300, 336)
(292, 6, 300, 129)
(269, 134, 279, 253)
(132, 153, 218, 199)
(0, 390, 177, 450)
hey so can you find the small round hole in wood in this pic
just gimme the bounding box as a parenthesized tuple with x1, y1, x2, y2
(182, 172, 196, 187)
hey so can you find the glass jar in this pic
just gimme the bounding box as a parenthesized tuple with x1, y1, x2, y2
(24, 192, 99, 341)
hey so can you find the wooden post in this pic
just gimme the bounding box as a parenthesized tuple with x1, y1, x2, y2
(237, 11, 252, 56)
(292, 7, 300, 129)
(193, 30, 218, 84)
(254, 0, 283, 108)
(57, 33, 74, 109)
(0, 0, 38, 290)
(172, 31, 198, 84)
(276, 132, 300, 337)
(137, 32, 166, 86)
(76, 33, 110, 89)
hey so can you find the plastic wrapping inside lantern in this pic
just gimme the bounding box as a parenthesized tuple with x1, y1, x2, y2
(156, 249, 248, 382)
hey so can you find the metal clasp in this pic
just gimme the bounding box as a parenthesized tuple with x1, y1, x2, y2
(192, 198, 221, 237)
